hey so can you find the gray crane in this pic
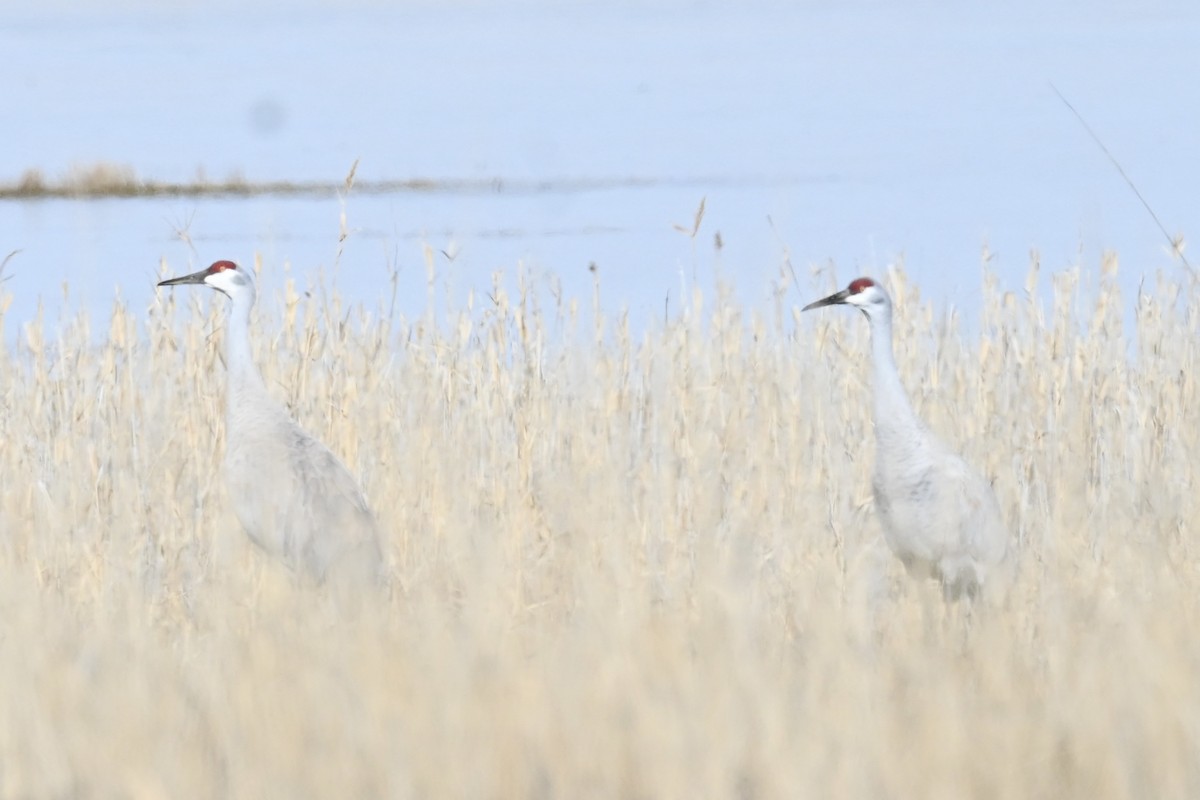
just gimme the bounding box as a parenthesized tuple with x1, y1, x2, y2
(158, 260, 384, 587)
(803, 277, 1012, 602)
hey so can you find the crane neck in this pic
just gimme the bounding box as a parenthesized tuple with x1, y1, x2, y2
(866, 305, 926, 448)
(223, 288, 266, 397)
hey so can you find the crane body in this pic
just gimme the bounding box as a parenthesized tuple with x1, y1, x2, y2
(804, 277, 1011, 601)
(159, 261, 383, 586)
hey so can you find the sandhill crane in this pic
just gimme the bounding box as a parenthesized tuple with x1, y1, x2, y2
(158, 260, 384, 587)
(803, 277, 1011, 602)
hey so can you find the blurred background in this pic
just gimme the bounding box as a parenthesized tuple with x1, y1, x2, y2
(3, 0, 1197, 337)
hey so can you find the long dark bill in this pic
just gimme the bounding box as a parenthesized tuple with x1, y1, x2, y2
(157, 268, 210, 287)
(801, 288, 851, 312)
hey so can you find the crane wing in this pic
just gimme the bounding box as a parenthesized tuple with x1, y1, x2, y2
(282, 424, 383, 581)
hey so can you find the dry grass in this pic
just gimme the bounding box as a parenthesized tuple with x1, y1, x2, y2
(2, 163, 441, 199)
(1, 163, 749, 200)
(1, 253, 1198, 798)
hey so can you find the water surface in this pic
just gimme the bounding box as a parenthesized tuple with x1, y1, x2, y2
(3, 0, 1197, 338)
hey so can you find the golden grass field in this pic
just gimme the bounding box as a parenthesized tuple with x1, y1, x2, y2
(1, 253, 1198, 798)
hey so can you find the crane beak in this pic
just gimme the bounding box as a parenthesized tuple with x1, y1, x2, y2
(158, 268, 210, 287)
(801, 288, 851, 311)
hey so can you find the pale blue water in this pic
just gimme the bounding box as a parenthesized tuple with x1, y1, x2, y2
(2, 0, 1197, 338)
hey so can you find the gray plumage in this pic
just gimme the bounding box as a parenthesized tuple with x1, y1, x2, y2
(159, 260, 383, 585)
(804, 277, 1012, 602)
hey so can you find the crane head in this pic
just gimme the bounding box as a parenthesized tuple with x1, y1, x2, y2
(802, 276, 890, 318)
(158, 260, 253, 299)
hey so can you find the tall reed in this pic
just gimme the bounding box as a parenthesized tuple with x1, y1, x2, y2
(0, 256, 1196, 798)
